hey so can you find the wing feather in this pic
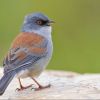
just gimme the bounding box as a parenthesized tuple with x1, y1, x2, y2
(3, 32, 48, 74)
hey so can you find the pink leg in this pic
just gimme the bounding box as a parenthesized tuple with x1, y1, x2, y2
(31, 77, 51, 91)
(16, 78, 33, 91)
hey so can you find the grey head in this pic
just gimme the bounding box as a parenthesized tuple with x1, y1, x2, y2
(21, 12, 53, 32)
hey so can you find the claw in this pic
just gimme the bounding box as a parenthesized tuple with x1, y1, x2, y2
(34, 84, 51, 91)
(16, 84, 33, 91)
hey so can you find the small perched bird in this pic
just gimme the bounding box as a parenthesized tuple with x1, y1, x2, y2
(0, 12, 54, 95)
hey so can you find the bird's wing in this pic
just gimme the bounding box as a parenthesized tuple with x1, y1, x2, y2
(3, 32, 48, 74)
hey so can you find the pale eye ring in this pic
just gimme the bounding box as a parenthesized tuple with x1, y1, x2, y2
(36, 20, 43, 25)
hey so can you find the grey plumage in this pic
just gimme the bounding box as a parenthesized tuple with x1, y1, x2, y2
(0, 71, 15, 95)
(0, 12, 53, 95)
(21, 12, 51, 32)
(0, 35, 48, 95)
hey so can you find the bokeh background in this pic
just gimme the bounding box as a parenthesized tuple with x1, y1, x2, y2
(0, 0, 100, 73)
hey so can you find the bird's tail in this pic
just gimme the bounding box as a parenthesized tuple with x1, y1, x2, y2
(0, 71, 16, 95)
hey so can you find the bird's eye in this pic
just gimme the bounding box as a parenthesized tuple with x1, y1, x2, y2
(36, 20, 43, 25)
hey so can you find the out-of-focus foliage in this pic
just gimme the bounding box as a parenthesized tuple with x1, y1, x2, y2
(0, 0, 100, 73)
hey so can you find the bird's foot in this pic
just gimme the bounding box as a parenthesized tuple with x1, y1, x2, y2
(16, 84, 33, 91)
(32, 84, 51, 91)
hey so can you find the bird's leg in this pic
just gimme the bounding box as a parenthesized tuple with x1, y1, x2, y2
(16, 78, 33, 91)
(31, 77, 51, 91)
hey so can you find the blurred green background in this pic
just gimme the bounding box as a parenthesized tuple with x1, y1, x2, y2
(0, 0, 100, 73)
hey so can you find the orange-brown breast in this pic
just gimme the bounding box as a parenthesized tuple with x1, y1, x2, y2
(11, 32, 44, 48)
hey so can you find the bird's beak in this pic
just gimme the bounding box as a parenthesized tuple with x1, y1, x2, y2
(47, 20, 55, 26)
(50, 20, 55, 23)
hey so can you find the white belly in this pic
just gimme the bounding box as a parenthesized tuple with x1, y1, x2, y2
(17, 40, 53, 78)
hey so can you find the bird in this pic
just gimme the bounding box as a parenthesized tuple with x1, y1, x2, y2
(0, 12, 54, 95)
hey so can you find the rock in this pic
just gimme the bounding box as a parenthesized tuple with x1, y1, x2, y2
(0, 68, 100, 99)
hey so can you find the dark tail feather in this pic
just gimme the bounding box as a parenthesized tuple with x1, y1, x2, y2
(0, 71, 15, 95)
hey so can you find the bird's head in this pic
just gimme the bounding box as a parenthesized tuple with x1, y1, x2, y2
(21, 12, 54, 37)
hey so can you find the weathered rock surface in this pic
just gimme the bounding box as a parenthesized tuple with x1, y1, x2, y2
(0, 68, 100, 99)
